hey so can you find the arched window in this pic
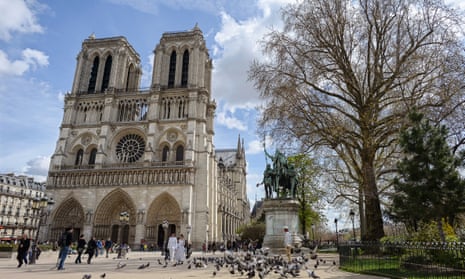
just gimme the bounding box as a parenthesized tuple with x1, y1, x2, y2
(162, 146, 169, 162)
(75, 149, 84, 166)
(101, 55, 112, 92)
(126, 64, 134, 90)
(88, 148, 97, 165)
(88, 56, 99, 93)
(168, 51, 176, 88)
(181, 50, 189, 87)
(176, 145, 184, 161)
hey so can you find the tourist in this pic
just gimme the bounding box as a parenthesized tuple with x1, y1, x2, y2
(167, 233, 178, 262)
(284, 226, 292, 262)
(104, 238, 112, 258)
(75, 234, 86, 264)
(16, 234, 30, 268)
(175, 234, 186, 264)
(96, 239, 103, 257)
(57, 227, 73, 270)
(86, 236, 97, 264)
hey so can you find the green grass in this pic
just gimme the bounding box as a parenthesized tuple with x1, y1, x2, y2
(340, 257, 464, 279)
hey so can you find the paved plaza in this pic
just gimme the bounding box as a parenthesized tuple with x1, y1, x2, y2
(0, 250, 388, 279)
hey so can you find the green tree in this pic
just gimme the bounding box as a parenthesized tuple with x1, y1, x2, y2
(390, 111, 465, 241)
(249, 0, 465, 241)
(238, 222, 266, 245)
(287, 154, 323, 235)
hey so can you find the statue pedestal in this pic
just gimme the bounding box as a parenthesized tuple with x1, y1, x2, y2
(262, 199, 302, 254)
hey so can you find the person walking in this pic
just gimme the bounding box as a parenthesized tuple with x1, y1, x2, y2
(95, 239, 102, 257)
(167, 233, 177, 262)
(57, 227, 73, 270)
(16, 234, 30, 268)
(284, 226, 292, 262)
(75, 234, 86, 264)
(86, 236, 97, 264)
(104, 238, 112, 258)
(175, 234, 186, 264)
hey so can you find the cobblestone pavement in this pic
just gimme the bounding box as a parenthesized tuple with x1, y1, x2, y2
(0, 250, 389, 279)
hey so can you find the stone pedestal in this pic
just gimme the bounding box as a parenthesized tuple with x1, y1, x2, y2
(262, 199, 302, 254)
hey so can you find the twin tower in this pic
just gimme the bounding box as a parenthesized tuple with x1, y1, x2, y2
(44, 25, 249, 249)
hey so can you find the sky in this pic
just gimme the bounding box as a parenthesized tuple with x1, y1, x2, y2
(1, 0, 464, 231)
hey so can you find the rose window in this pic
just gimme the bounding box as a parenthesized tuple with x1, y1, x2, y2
(116, 134, 145, 163)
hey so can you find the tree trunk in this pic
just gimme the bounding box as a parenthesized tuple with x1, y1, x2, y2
(437, 218, 446, 242)
(362, 158, 385, 241)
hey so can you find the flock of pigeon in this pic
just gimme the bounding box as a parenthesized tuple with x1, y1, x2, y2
(81, 248, 337, 279)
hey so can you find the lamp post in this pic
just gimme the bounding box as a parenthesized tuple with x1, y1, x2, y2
(349, 209, 356, 241)
(186, 224, 192, 244)
(311, 224, 315, 242)
(119, 211, 129, 244)
(162, 220, 169, 256)
(30, 196, 54, 264)
(334, 218, 338, 248)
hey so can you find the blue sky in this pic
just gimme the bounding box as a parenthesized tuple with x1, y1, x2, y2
(0, 0, 292, 206)
(1, 0, 464, 230)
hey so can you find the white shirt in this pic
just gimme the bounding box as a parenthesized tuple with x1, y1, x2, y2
(284, 231, 292, 247)
(167, 236, 178, 249)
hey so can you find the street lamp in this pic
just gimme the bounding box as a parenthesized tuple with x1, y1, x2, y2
(119, 211, 129, 244)
(311, 224, 315, 242)
(186, 224, 192, 244)
(162, 220, 169, 255)
(30, 196, 55, 264)
(334, 218, 338, 248)
(349, 209, 356, 241)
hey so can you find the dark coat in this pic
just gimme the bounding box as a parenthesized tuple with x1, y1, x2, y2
(17, 238, 30, 254)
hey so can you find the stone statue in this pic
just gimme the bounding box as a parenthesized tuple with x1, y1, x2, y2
(257, 164, 275, 198)
(261, 148, 297, 199)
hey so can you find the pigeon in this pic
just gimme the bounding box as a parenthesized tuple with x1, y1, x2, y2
(100, 273, 106, 278)
(333, 260, 337, 265)
(82, 274, 92, 279)
(116, 262, 126, 269)
(306, 270, 320, 278)
(138, 262, 150, 269)
(212, 271, 217, 276)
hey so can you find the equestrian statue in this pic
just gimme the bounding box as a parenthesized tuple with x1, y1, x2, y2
(257, 147, 298, 199)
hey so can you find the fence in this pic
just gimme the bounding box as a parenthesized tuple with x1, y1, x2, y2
(339, 242, 465, 278)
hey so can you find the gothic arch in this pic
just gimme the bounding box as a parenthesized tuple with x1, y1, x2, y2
(146, 192, 181, 225)
(94, 188, 136, 225)
(145, 192, 181, 246)
(93, 188, 136, 245)
(50, 197, 85, 242)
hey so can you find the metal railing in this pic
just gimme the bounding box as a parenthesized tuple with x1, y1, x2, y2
(339, 241, 465, 278)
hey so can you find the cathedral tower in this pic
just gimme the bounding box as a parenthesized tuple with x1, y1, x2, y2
(45, 26, 249, 249)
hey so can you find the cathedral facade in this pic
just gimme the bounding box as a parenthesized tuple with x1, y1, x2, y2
(44, 26, 250, 249)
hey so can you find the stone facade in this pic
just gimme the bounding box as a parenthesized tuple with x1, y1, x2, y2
(44, 26, 249, 249)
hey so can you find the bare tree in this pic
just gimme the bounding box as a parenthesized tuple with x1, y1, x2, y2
(249, 0, 465, 241)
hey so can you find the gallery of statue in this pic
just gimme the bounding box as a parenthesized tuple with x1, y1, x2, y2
(41, 26, 250, 250)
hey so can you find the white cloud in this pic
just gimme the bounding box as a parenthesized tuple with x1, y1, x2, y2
(445, 0, 465, 10)
(216, 110, 247, 130)
(211, 0, 292, 131)
(22, 156, 50, 177)
(247, 139, 264, 155)
(0, 0, 44, 41)
(0, 48, 48, 76)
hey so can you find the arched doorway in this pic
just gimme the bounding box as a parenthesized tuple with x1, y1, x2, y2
(94, 189, 136, 246)
(50, 198, 85, 242)
(146, 192, 181, 250)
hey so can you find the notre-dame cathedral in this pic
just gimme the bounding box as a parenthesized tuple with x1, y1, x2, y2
(44, 25, 250, 249)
